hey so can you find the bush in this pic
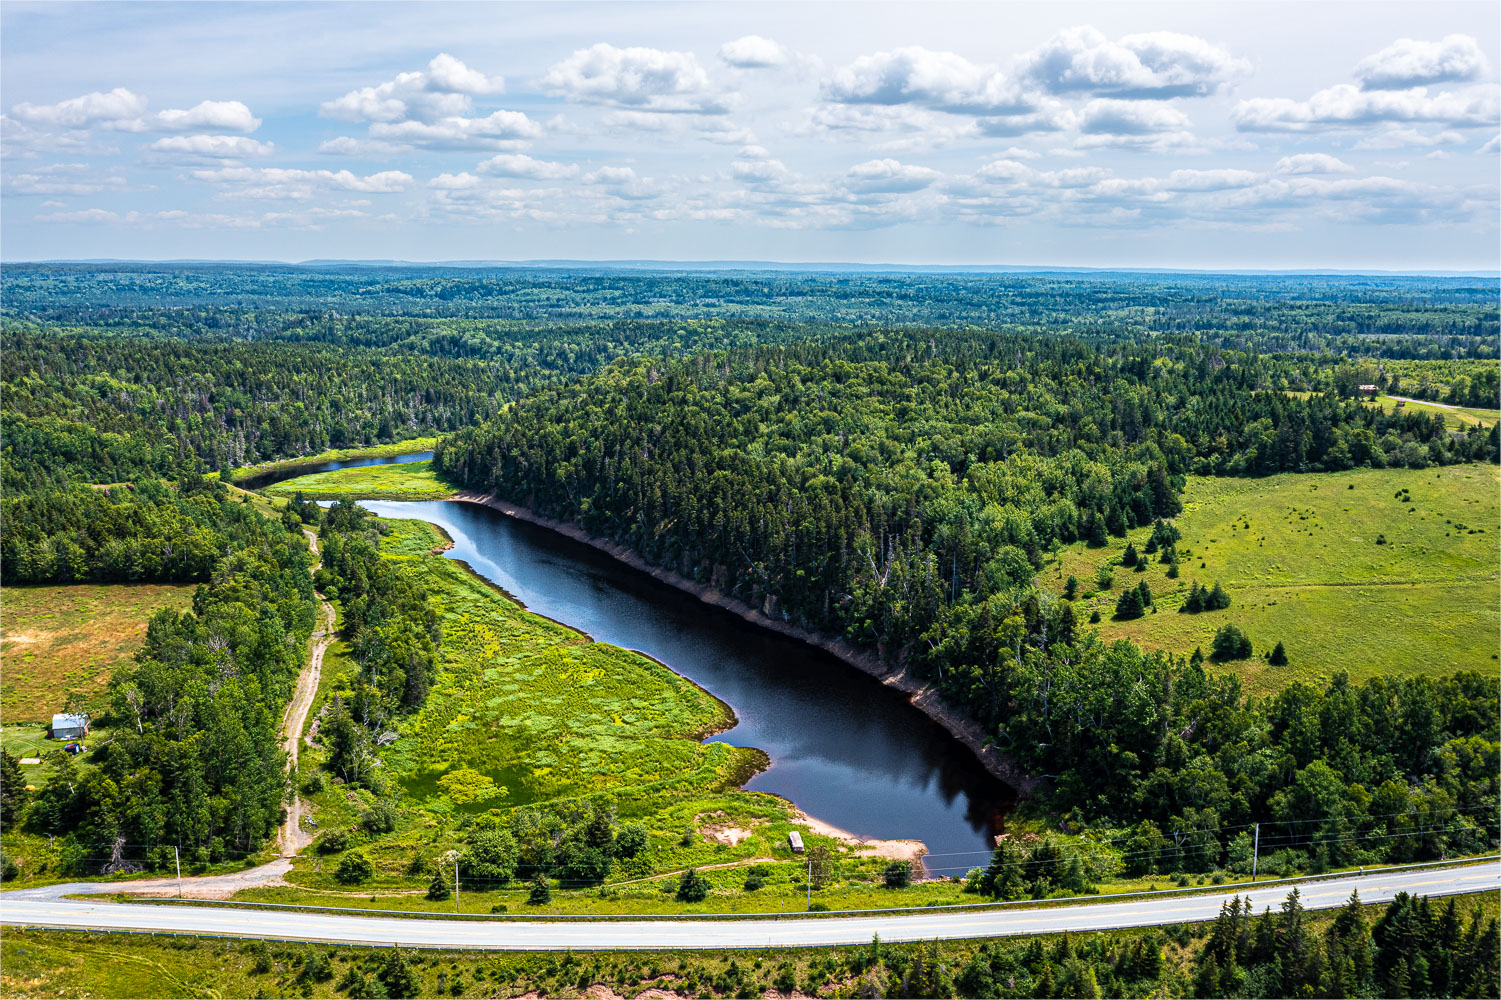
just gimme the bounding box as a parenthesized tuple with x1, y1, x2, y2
(461, 829, 518, 884)
(0, 851, 17, 882)
(1211, 623, 1253, 661)
(808, 901, 829, 912)
(614, 821, 648, 859)
(526, 872, 551, 905)
(314, 830, 351, 855)
(360, 800, 400, 835)
(334, 851, 374, 885)
(743, 864, 768, 891)
(676, 867, 710, 902)
(882, 860, 913, 889)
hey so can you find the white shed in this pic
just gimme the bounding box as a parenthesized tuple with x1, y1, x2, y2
(788, 831, 805, 854)
(51, 713, 89, 740)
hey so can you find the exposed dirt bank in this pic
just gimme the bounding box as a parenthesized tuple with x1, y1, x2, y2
(448, 491, 1039, 797)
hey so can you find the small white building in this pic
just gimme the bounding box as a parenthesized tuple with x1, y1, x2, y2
(788, 831, 805, 854)
(51, 713, 89, 740)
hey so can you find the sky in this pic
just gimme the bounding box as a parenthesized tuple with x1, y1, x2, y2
(2, 1, 1498, 269)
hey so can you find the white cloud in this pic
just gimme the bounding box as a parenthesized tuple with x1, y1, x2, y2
(720, 35, 786, 69)
(191, 166, 414, 200)
(1160, 168, 1260, 191)
(321, 54, 503, 123)
(9, 90, 259, 133)
(1274, 153, 1354, 174)
(477, 153, 579, 179)
(1020, 26, 1249, 99)
(822, 47, 1032, 114)
(149, 134, 274, 159)
(843, 157, 942, 193)
(1078, 99, 1190, 135)
(1355, 34, 1489, 91)
(1352, 127, 1465, 149)
(152, 100, 259, 132)
(3, 162, 128, 195)
(11, 88, 148, 129)
(542, 44, 726, 113)
(428, 172, 482, 190)
(1233, 84, 1499, 132)
(582, 165, 661, 199)
(364, 111, 541, 151)
(1480, 134, 1500, 154)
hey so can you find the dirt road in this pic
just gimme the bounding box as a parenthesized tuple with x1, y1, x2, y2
(277, 527, 335, 855)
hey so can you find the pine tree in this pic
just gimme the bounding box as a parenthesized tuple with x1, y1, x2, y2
(1269, 641, 1288, 665)
(527, 871, 551, 905)
(1122, 543, 1139, 567)
(1115, 587, 1144, 620)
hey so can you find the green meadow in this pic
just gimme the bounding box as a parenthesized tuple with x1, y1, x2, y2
(231, 437, 439, 484)
(265, 459, 456, 501)
(1050, 463, 1500, 694)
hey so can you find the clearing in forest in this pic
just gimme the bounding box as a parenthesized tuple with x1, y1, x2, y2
(0, 583, 195, 721)
(1050, 463, 1500, 694)
(264, 459, 455, 501)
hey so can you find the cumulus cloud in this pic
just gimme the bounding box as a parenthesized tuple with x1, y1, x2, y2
(363, 110, 540, 150)
(11, 88, 147, 129)
(1352, 127, 1465, 149)
(3, 162, 129, 196)
(149, 134, 274, 159)
(1233, 84, 1499, 132)
(1355, 34, 1489, 91)
(1020, 26, 1248, 98)
(10, 89, 260, 133)
(822, 47, 1032, 114)
(1274, 153, 1354, 174)
(843, 157, 943, 193)
(720, 35, 787, 69)
(477, 153, 580, 179)
(542, 44, 727, 113)
(191, 166, 414, 200)
(321, 54, 504, 123)
(1078, 99, 1190, 135)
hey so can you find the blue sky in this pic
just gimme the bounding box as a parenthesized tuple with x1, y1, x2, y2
(2, 1, 1497, 268)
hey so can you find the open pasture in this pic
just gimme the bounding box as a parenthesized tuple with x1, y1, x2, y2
(1050, 464, 1499, 693)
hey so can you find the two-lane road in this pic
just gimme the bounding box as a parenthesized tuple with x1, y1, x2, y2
(3, 862, 1496, 951)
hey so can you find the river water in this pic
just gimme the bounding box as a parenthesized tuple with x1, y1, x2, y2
(271, 453, 1013, 870)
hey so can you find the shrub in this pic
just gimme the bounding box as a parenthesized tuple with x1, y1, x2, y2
(0, 851, 17, 882)
(315, 830, 351, 855)
(882, 860, 913, 889)
(1063, 575, 1078, 600)
(334, 852, 374, 885)
(676, 867, 710, 902)
(526, 872, 552, 905)
(614, 821, 648, 859)
(360, 800, 400, 835)
(426, 866, 451, 901)
(461, 829, 518, 884)
(743, 864, 768, 891)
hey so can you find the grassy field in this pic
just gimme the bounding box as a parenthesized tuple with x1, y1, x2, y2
(1371, 394, 1499, 429)
(265, 460, 456, 500)
(0, 583, 195, 722)
(1048, 463, 1499, 694)
(230, 437, 438, 483)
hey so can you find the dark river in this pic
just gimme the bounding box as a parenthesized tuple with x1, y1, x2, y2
(279, 452, 1014, 870)
(239, 450, 434, 490)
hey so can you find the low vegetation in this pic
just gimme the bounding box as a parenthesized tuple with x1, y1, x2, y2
(0, 582, 193, 721)
(266, 460, 456, 501)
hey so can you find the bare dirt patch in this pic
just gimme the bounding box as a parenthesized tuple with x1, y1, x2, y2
(695, 811, 763, 847)
(793, 810, 929, 863)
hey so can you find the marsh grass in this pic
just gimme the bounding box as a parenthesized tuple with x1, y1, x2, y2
(265, 460, 456, 501)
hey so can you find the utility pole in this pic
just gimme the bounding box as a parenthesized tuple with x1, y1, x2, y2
(175, 846, 182, 897)
(806, 856, 812, 910)
(454, 858, 460, 915)
(1251, 823, 1260, 882)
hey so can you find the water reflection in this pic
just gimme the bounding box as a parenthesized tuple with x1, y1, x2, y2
(361, 497, 1014, 865)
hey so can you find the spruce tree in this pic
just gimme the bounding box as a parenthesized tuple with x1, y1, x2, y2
(1269, 641, 1288, 666)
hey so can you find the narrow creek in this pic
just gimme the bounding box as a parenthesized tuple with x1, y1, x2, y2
(270, 453, 1014, 871)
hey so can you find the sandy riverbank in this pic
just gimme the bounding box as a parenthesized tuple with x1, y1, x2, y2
(447, 491, 1039, 797)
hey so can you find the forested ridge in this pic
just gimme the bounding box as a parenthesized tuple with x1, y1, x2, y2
(436, 329, 1500, 870)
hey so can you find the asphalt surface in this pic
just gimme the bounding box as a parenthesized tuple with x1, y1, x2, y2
(2, 862, 1496, 950)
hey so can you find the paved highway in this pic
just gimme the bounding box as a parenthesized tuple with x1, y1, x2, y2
(2, 862, 1496, 950)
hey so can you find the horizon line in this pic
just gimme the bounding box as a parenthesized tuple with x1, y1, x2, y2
(3, 257, 1498, 278)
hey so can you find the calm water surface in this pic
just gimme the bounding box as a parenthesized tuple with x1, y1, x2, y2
(357, 496, 1015, 869)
